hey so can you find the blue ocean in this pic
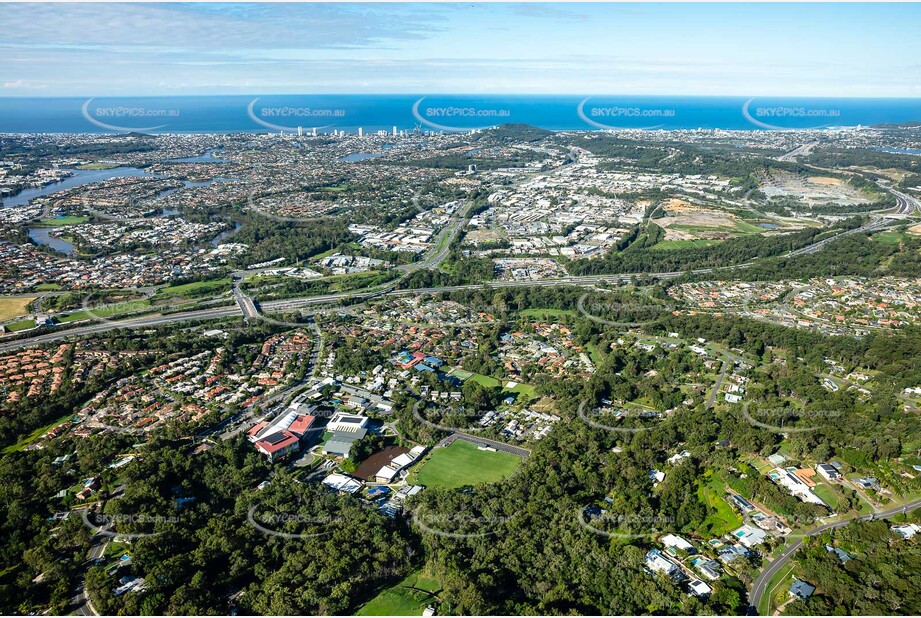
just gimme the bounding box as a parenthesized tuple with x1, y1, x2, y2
(0, 95, 918, 133)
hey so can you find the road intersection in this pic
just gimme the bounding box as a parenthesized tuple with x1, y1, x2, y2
(748, 497, 921, 614)
(0, 214, 896, 355)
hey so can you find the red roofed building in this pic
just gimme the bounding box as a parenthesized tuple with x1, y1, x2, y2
(288, 414, 317, 438)
(254, 430, 300, 462)
(247, 421, 269, 441)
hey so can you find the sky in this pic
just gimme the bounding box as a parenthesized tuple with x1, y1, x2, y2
(1, 2, 920, 97)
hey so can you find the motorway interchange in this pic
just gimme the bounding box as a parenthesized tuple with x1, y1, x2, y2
(0, 209, 903, 356)
(4, 179, 920, 616)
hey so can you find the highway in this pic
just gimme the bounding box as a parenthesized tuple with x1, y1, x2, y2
(890, 187, 921, 216)
(776, 141, 819, 162)
(785, 216, 890, 257)
(0, 215, 894, 354)
(397, 199, 473, 273)
(0, 306, 241, 353)
(231, 276, 260, 319)
(748, 497, 921, 614)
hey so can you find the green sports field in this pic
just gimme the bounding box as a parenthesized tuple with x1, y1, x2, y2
(409, 439, 521, 489)
(34, 215, 89, 227)
(356, 571, 441, 616)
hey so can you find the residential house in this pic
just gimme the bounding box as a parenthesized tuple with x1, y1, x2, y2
(718, 544, 754, 565)
(732, 524, 768, 548)
(645, 549, 680, 578)
(661, 533, 696, 554)
(729, 493, 756, 514)
(816, 463, 840, 481)
(789, 578, 816, 601)
(690, 557, 721, 581)
(892, 523, 920, 540)
(688, 579, 712, 598)
(825, 544, 852, 563)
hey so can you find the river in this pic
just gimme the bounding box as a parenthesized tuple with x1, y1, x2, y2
(339, 152, 382, 162)
(168, 149, 227, 163)
(2, 167, 157, 208)
(13, 165, 240, 254)
(210, 222, 243, 247)
(27, 225, 76, 256)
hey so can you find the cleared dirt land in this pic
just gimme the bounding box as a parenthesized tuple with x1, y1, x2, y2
(806, 176, 844, 186)
(658, 209, 761, 240)
(760, 171, 870, 206)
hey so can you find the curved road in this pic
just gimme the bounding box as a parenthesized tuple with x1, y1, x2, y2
(749, 498, 921, 614)
(0, 215, 894, 354)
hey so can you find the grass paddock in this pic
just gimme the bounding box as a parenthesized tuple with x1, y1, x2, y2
(409, 439, 521, 489)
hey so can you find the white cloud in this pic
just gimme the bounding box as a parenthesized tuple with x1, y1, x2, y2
(0, 3, 918, 97)
(2, 79, 46, 90)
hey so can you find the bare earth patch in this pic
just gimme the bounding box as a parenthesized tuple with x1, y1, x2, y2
(807, 176, 843, 186)
(663, 228, 697, 241)
(0, 296, 36, 322)
(665, 198, 695, 212)
(657, 210, 740, 238)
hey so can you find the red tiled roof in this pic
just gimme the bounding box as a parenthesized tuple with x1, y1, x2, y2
(288, 414, 316, 436)
(255, 430, 299, 454)
(247, 421, 269, 438)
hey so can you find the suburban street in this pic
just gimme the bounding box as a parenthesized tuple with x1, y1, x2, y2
(748, 497, 921, 614)
(0, 214, 896, 355)
(70, 508, 110, 616)
(5, 7, 921, 617)
(705, 355, 730, 409)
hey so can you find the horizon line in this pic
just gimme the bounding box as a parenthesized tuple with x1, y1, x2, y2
(2, 93, 921, 100)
